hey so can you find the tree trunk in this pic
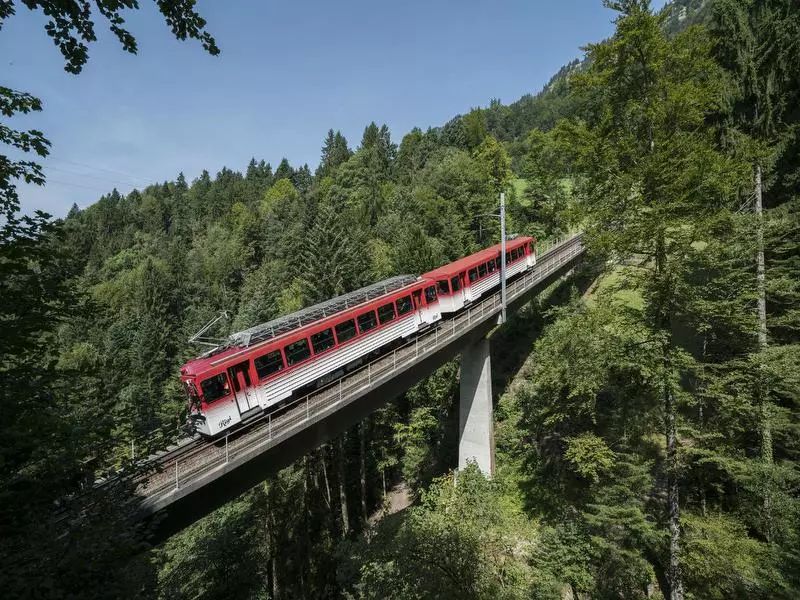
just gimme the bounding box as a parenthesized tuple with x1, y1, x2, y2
(337, 437, 350, 537)
(271, 552, 279, 600)
(655, 234, 684, 600)
(755, 164, 772, 442)
(755, 162, 771, 463)
(665, 378, 685, 600)
(321, 446, 332, 510)
(263, 483, 280, 600)
(301, 456, 310, 600)
(700, 339, 707, 517)
(262, 484, 272, 595)
(755, 162, 773, 539)
(755, 163, 767, 354)
(359, 421, 369, 526)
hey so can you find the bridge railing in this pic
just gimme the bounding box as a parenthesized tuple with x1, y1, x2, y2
(138, 233, 585, 504)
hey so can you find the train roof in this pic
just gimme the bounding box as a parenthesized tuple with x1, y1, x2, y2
(181, 274, 421, 376)
(422, 235, 533, 280)
(229, 274, 419, 348)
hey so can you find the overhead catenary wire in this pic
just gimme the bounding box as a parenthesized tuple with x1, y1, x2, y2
(44, 178, 118, 193)
(45, 165, 145, 189)
(45, 157, 153, 185)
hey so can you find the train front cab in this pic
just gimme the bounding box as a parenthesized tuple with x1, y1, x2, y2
(183, 370, 243, 437)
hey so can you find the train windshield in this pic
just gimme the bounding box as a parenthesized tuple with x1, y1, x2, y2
(200, 373, 231, 403)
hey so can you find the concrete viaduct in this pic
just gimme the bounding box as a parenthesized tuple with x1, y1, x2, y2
(134, 233, 585, 540)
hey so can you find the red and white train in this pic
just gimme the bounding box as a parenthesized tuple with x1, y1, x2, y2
(181, 236, 536, 437)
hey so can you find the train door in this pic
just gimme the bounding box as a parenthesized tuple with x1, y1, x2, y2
(458, 273, 467, 304)
(450, 274, 465, 311)
(412, 290, 424, 325)
(229, 361, 256, 414)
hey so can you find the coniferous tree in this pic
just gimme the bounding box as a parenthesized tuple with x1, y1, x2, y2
(317, 129, 354, 178)
(554, 3, 744, 596)
(395, 128, 424, 184)
(274, 158, 293, 182)
(439, 116, 468, 148)
(291, 163, 313, 194)
(360, 122, 380, 150)
(463, 107, 489, 148)
(300, 199, 366, 304)
(712, 0, 800, 490)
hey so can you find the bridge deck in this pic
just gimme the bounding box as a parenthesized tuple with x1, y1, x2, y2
(135, 233, 585, 536)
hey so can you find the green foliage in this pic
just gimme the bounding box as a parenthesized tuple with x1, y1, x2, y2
(712, 0, 800, 143)
(518, 128, 573, 233)
(564, 433, 615, 483)
(157, 497, 262, 599)
(318, 129, 353, 178)
(473, 135, 512, 195)
(0, 86, 49, 215)
(463, 108, 489, 148)
(300, 198, 367, 304)
(2, 1, 218, 75)
(3, 1, 799, 598)
(680, 513, 781, 599)
(343, 465, 536, 599)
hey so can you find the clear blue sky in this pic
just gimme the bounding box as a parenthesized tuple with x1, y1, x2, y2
(2, 0, 667, 217)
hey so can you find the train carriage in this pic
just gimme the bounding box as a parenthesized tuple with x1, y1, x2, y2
(182, 276, 441, 437)
(422, 236, 535, 315)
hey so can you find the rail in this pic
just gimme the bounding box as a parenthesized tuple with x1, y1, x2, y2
(136, 233, 585, 508)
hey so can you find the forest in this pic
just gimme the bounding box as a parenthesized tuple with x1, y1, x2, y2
(1, 0, 798, 598)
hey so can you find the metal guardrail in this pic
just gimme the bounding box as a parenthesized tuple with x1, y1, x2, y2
(138, 233, 585, 508)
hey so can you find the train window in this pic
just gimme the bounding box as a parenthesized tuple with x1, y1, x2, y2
(450, 276, 461, 292)
(487, 259, 497, 273)
(335, 319, 357, 343)
(514, 248, 521, 260)
(468, 268, 478, 282)
(254, 350, 284, 379)
(358, 311, 378, 333)
(495, 257, 502, 270)
(200, 373, 230, 403)
(478, 263, 487, 278)
(506, 252, 512, 264)
(437, 280, 449, 295)
(311, 328, 335, 354)
(396, 295, 413, 315)
(285, 338, 311, 366)
(378, 302, 396, 324)
(425, 285, 437, 303)
(527, 242, 533, 254)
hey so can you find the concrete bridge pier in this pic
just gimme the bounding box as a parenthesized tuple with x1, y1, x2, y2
(458, 336, 494, 476)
